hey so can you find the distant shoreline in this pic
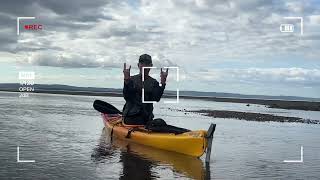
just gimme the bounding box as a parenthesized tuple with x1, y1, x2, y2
(184, 109, 320, 124)
(1, 89, 320, 111)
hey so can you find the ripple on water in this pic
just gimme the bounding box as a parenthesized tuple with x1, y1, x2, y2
(1, 92, 320, 179)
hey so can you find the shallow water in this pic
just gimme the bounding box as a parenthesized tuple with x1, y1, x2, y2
(0, 92, 320, 179)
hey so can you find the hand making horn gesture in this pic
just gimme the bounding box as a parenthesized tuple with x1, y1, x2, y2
(160, 68, 169, 85)
(123, 63, 131, 80)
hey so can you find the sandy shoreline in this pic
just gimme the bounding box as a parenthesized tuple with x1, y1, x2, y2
(178, 95, 320, 111)
(188, 109, 320, 124)
(2, 90, 319, 124)
(1, 89, 320, 111)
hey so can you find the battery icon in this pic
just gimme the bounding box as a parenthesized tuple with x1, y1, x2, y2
(280, 24, 294, 33)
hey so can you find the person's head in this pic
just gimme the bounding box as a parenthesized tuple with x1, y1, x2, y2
(138, 54, 153, 76)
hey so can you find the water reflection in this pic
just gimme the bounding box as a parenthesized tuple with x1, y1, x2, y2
(92, 128, 209, 180)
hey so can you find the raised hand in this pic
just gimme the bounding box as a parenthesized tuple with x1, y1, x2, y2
(123, 63, 131, 80)
(160, 68, 168, 85)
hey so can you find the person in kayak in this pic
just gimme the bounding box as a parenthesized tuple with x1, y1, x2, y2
(122, 54, 168, 125)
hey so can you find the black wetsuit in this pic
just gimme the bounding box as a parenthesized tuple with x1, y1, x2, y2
(122, 74, 165, 125)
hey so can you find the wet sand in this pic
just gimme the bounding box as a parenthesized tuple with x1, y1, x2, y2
(31, 90, 320, 111)
(176, 95, 320, 111)
(171, 109, 320, 124)
(1, 89, 320, 111)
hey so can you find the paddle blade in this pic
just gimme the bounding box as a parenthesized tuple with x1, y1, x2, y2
(93, 100, 122, 114)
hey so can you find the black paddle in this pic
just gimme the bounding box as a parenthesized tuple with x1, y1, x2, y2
(93, 100, 189, 134)
(93, 100, 122, 114)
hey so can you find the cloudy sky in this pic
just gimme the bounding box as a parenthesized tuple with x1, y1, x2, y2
(0, 0, 320, 97)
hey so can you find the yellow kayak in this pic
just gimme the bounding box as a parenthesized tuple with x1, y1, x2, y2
(101, 113, 215, 157)
(98, 129, 207, 180)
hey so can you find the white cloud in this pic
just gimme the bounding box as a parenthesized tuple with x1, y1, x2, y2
(188, 68, 320, 86)
(19, 51, 121, 68)
(309, 15, 320, 25)
(1, 0, 320, 96)
(5, 0, 317, 69)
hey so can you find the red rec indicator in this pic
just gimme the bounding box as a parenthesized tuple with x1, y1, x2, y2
(24, 24, 43, 30)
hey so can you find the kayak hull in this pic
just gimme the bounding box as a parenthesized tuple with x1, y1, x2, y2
(101, 113, 208, 157)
